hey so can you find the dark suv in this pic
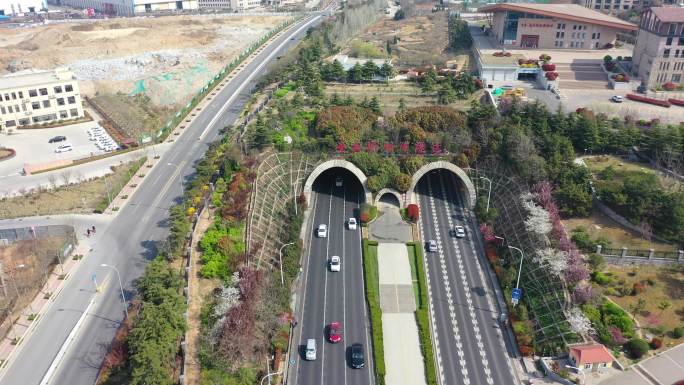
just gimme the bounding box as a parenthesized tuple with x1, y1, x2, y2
(350, 343, 365, 369)
(48, 135, 67, 143)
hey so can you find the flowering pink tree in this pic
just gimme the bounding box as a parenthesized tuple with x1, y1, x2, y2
(573, 284, 594, 304)
(609, 326, 627, 345)
(480, 223, 496, 243)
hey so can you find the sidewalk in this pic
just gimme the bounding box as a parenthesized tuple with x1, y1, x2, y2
(0, 240, 92, 368)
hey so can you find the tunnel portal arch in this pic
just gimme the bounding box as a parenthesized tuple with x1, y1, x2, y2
(407, 161, 476, 208)
(302, 159, 372, 205)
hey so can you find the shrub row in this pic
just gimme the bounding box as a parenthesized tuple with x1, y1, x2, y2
(362, 239, 385, 385)
(93, 157, 147, 213)
(626, 94, 671, 107)
(668, 98, 684, 107)
(408, 242, 438, 385)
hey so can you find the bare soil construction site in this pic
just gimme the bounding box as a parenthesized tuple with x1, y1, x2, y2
(0, 14, 287, 137)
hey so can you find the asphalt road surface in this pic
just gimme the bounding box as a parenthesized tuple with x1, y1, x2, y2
(417, 170, 517, 385)
(294, 171, 374, 385)
(0, 14, 324, 385)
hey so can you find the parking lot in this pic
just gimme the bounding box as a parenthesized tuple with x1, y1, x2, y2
(599, 343, 684, 385)
(0, 121, 111, 178)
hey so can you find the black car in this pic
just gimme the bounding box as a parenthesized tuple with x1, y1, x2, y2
(48, 135, 67, 143)
(351, 343, 365, 369)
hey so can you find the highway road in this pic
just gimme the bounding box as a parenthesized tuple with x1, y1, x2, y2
(294, 171, 373, 385)
(417, 170, 517, 385)
(0, 13, 324, 385)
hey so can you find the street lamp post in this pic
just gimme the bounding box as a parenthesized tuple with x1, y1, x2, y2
(11, 264, 34, 314)
(278, 242, 295, 286)
(100, 264, 128, 318)
(480, 176, 492, 213)
(508, 245, 524, 306)
(260, 370, 282, 385)
(565, 365, 586, 385)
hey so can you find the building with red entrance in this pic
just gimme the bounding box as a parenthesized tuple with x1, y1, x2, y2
(479, 3, 636, 49)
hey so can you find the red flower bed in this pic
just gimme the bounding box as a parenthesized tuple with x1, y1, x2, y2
(541, 63, 556, 71)
(407, 203, 419, 222)
(663, 82, 676, 91)
(668, 98, 684, 107)
(626, 94, 671, 107)
(545, 72, 558, 80)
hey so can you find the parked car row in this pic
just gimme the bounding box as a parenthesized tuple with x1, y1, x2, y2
(88, 127, 119, 152)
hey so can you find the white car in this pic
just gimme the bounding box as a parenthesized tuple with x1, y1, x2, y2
(348, 218, 357, 230)
(55, 144, 73, 153)
(452, 225, 466, 238)
(335, 177, 343, 187)
(611, 95, 623, 103)
(329, 255, 341, 272)
(317, 224, 328, 238)
(427, 240, 437, 252)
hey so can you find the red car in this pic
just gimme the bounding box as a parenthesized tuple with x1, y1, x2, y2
(328, 321, 342, 343)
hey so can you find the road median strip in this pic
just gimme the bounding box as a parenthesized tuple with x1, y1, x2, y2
(362, 238, 385, 385)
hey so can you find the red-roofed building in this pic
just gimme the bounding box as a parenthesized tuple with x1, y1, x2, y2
(568, 344, 615, 372)
(478, 3, 636, 49)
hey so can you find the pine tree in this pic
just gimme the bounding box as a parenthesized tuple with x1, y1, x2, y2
(369, 96, 381, 113)
(331, 59, 346, 81)
(251, 115, 270, 150)
(398, 97, 407, 112)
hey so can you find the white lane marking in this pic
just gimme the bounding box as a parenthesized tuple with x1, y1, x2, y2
(198, 16, 318, 140)
(320, 185, 333, 385)
(444, 174, 517, 382)
(355, 191, 374, 382)
(435, 173, 492, 385)
(149, 160, 186, 211)
(341, 185, 347, 385)
(296, 189, 319, 379)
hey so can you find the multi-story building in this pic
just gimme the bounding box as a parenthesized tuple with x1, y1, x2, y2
(632, 7, 684, 89)
(0, 68, 85, 132)
(479, 3, 637, 49)
(49, 0, 197, 16)
(0, 0, 47, 15)
(579, 0, 641, 14)
(197, 0, 260, 10)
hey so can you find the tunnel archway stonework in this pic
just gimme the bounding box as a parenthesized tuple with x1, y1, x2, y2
(303, 159, 373, 205)
(374, 188, 403, 208)
(407, 161, 477, 208)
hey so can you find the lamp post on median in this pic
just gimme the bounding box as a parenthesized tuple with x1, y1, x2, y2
(508, 245, 524, 307)
(260, 370, 282, 385)
(279, 242, 295, 287)
(100, 264, 128, 318)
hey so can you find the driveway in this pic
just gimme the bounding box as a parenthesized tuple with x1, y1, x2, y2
(599, 343, 684, 385)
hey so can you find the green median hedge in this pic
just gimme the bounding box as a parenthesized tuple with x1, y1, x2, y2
(362, 238, 385, 385)
(407, 242, 438, 385)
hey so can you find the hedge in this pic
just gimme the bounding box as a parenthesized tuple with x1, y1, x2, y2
(362, 238, 385, 385)
(668, 98, 684, 107)
(407, 242, 438, 385)
(626, 94, 671, 108)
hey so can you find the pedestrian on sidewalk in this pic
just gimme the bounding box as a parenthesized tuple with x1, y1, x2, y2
(86, 229, 91, 237)
(92, 225, 96, 234)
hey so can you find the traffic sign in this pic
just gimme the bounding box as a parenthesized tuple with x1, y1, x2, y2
(512, 288, 521, 305)
(91, 273, 97, 282)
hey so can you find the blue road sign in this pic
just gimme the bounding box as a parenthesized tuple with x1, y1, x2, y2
(512, 288, 521, 301)
(91, 273, 97, 282)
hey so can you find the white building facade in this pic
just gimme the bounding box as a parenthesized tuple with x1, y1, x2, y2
(0, 68, 85, 131)
(51, 0, 196, 15)
(0, 0, 47, 15)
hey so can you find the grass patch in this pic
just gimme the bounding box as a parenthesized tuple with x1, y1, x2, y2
(585, 155, 682, 191)
(563, 211, 676, 251)
(597, 264, 684, 349)
(407, 242, 438, 385)
(362, 238, 384, 385)
(94, 157, 147, 213)
(0, 157, 146, 218)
